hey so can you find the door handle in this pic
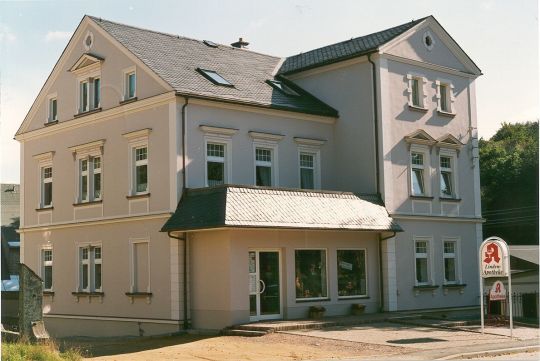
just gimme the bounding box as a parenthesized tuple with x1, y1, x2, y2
(259, 279, 266, 294)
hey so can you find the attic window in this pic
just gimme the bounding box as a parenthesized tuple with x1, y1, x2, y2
(266, 80, 299, 96)
(197, 68, 233, 87)
(83, 31, 94, 51)
(203, 40, 218, 48)
(423, 31, 434, 51)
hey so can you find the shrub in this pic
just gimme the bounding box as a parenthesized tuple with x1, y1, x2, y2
(1, 339, 82, 361)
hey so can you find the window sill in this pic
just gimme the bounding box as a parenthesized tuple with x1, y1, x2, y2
(73, 200, 103, 207)
(443, 283, 466, 295)
(439, 197, 462, 203)
(437, 110, 456, 118)
(413, 284, 439, 296)
(120, 97, 138, 105)
(126, 193, 150, 200)
(338, 296, 370, 300)
(44, 120, 58, 127)
(43, 291, 55, 296)
(125, 292, 153, 304)
(74, 108, 102, 118)
(36, 206, 54, 212)
(72, 291, 104, 303)
(410, 195, 434, 200)
(296, 297, 330, 303)
(408, 105, 428, 112)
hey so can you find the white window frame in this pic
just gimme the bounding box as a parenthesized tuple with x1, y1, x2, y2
(123, 129, 151, 196)
(250, 132, 283, 187)
(414, 236, 434, 286)
(134, 146, 148, 194)
(406, 73, 427, 109)
(77, 243, 102, 293)
(442, 238, 461, 285)
(122, 66, 137, 100)
(129, 238, 151, 293)
(33, 152, 54, 209)
(69, 140, 105, 203)
(409, 144, 431, 197)
(47, 93, 58, 123)
(435, 79, 456, 115)
(76, 68, 101, 114)
(336, 248, 368, 299)
(204, 137, 231, 187)
(41, 246, 53, 291)
(297, 148, 321, 190)
(438, 149, 458, 199)
(294, 248, 329, 302)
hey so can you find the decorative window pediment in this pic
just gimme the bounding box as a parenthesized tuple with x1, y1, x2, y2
(69, 53, 104, 75)
(436, 134, 463, 150)
(404, 129, 436, 147)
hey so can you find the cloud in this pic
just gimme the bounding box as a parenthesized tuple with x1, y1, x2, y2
(0, 24, 16, 43)
(44, 30, 72, 42)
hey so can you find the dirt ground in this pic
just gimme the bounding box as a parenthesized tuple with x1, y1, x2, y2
(65, 332, 408, 361)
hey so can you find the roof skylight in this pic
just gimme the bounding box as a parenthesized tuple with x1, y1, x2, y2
(267, 80, 300, 96)
(197, 68, 233, 86)
(203, 40, 218, 48)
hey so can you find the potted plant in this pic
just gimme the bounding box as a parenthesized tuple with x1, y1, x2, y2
(351, 303, 366, 316)
(308, 305, 326, 319)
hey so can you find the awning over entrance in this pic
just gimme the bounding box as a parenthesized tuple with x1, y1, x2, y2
(161, 185, 402, 233)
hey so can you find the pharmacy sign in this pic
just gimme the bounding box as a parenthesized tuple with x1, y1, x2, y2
(480, 238, 509, 278)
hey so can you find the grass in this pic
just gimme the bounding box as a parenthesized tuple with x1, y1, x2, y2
(1, 339, 83, 361)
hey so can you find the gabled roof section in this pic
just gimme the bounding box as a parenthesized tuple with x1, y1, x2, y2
(69, 53, 104, 75)
(88, 16, 338, 118)
(436, 134, 463, 149)
(161, 185, 402, 232)
(404, 129, 437, 146)
(278, 17, 428, 75)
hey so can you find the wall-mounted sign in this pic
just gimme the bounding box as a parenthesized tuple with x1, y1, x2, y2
(489, 280, 507, 301)
(480, 239, 509, 278)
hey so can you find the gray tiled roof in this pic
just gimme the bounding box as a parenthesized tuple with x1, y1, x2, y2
(161, 185, 402, 232)
(89, 16, 338, 117)
(278, 17, 428, 75)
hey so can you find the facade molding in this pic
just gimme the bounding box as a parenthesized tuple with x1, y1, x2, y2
(382, 54, 478, 79)
(391, 213, 485, 223)
(44, 314, 182, 324)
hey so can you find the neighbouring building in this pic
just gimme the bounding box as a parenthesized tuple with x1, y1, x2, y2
(15, 15, 483, 336)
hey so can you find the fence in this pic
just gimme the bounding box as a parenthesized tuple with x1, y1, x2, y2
(483, 292, 539, 320)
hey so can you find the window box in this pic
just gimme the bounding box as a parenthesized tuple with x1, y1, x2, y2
(351, 303, 366, 316)
(308, 305, 326, 319)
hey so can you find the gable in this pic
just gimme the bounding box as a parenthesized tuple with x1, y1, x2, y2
(404, 129, 436, 146)
(382, 18, 481, 75)
(16, 17, 172, 136)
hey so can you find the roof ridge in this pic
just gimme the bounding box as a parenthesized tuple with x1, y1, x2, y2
(86, 15, 280, 60)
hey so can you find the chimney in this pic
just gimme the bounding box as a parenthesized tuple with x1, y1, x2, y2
(231, 37, 249, 49)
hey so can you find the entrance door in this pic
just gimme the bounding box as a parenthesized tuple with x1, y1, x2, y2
(249, 250, 281, 321)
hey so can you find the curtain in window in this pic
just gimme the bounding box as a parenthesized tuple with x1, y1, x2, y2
(300, 168, 314, 189)
(412, 169, 424, 195)
(256, 166, 271, 186)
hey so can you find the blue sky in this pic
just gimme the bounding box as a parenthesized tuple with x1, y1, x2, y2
(0, 0, 538, 183)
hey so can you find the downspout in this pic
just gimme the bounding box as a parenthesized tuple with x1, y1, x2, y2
(378, 231, 396, 313)
(167, 95, 190, 331)
(368, 53, 381, 196)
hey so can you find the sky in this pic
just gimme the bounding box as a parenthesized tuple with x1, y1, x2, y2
(0, 0, 538, 183)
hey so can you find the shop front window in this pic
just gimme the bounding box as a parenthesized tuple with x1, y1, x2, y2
(337, 249, 367, 297)
(295, 249, 327, 300)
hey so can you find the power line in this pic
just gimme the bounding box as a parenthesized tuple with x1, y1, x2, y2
(483, 205, 538, 215)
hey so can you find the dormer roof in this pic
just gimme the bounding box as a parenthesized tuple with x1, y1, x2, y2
(69, 53, 104, 75)
(404, 129, 437, 146)
(436, 134, 463, 149)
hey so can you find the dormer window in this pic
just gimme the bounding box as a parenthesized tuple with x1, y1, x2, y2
(266, 80, 299, 96)
(197, 68, 233, 87)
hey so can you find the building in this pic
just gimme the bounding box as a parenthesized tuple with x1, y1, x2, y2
(15, 15, 483, 336)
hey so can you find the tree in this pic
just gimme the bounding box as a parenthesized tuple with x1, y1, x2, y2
(480, 121, 539, 245)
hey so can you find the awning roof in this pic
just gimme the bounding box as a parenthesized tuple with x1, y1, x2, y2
(161, 185, 402, 233)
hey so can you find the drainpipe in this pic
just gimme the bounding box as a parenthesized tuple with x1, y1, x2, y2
(368, 53, 381, 196)
(378, 231, 396, 313)
(181, 97, 189, 193)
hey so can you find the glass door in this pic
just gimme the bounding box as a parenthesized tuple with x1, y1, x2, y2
(249, 250, 281, 321)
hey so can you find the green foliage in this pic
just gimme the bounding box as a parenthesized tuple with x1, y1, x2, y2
(480, 121, 539, 245)
(1, 340, 82, 361)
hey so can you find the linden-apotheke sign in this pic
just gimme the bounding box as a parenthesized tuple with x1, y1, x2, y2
(479, 237, 509, 278)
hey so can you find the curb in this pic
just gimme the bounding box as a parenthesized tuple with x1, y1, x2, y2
(436, 345, 540, 360)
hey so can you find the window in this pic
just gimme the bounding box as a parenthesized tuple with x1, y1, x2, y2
(337, 249, 367, 297)
(255, 148, 272, 186)
(411, 152, 426, 196)
(443, 241, 457, 284)
(131, 241, 150, 293)
(78, 156, 102, 202)
(407, 74, 426, 109)
(436, 80, 455, 114)
(197, 68, 233, 86)
(79, 246, 102, 292)
(126, 71, 136, 99)
(295, 250, 327, 300)
(266, 80, 299, 96)
(42, 166, 53, 207)
(440, 156, 453, 197)
(42, 249, 53, 291)
(48, 98, 58, 122)
(79, 78, 100, 113)
(415, 240, 431, 285)
(299, 153, 315, 189)
(134, 147, 148, 193)
(207, 143, 225, 186)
